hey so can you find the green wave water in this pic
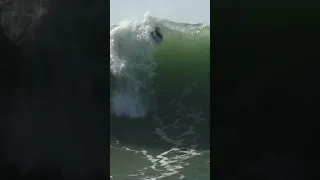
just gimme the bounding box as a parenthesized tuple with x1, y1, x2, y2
(110, 13, 210, 180)
(154, 20, 210, 117)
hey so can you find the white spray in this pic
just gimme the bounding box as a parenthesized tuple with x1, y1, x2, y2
(110, 12, 162, 118)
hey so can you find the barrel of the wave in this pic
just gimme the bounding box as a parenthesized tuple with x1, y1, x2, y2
(150, 26, 163, 44)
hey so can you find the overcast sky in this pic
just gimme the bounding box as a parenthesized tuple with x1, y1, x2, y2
(110, 0, 210, 25)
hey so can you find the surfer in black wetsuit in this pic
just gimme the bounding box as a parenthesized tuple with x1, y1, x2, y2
(150, 25, 163, 43)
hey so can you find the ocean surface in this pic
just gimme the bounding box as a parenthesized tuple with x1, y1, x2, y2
(110, 13, 210, 180)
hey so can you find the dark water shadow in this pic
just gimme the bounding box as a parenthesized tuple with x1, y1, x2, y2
(110, 114, 210, 150)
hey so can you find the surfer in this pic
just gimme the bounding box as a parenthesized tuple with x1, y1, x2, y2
(110, 24, 163, 61)
(150, 25, 163, 43)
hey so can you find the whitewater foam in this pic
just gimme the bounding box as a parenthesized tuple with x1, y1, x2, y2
(110, 12, 161, 118)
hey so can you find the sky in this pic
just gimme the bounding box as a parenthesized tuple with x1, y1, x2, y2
(110, 0, 210, 25)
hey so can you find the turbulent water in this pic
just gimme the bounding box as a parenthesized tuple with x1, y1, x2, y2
(110, 13, 210, 180)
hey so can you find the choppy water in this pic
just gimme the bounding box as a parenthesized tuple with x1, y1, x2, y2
(110, 12, 210, 180)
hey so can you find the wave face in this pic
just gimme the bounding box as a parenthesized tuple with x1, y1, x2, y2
(110, 12, 210, 180)
(110, 13, 210, 118)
